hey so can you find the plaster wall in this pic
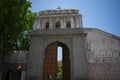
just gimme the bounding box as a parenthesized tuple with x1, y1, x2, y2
(85, 28, 120, 80)
(27, 29, 87, 80)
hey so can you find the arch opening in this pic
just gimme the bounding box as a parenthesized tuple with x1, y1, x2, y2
(55, 21, 60, 28)
(45, 22, 49, 29)
(43, 42, 71, 80)
(66, 21, 71, 28)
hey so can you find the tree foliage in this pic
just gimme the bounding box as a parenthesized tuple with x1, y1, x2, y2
(15, 11, 37, 50)
(0, 0, 37, 51)
(57, 60, 62, 79)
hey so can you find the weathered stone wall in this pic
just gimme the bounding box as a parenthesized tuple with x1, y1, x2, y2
(3, 51, 28, 80)
(85, 28, 120, 80)
(28, 28, 87, 80)
(29, 8, 120, 80)
(4, 50, 28, 64)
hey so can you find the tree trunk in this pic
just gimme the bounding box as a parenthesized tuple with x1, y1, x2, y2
(0, 34, 4, 80)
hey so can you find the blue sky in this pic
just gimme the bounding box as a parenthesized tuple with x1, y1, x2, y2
(30, 0, 120, 37)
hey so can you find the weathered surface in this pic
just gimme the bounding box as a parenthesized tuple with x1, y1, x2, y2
(28, 8, 120, 80)
(85, 28, 120, 80)
(3, 51, 28, 80)
(28, 8, 87, 80)
(28, 28, 87, 80)
(33, 8, 83, 30)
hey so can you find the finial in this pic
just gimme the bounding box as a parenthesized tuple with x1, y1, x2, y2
(57, 6, 61, 9)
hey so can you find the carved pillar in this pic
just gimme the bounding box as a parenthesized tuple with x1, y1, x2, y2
(70, 17, 74, 28)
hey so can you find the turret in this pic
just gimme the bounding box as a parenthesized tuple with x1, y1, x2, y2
(33, 7, 83, 30)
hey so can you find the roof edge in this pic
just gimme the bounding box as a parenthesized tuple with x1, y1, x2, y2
(84, 28, 120, 41)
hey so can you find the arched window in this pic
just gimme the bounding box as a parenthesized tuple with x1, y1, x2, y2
(66, 21, 71, 28)
(46, 22, 49, 29)
(55, 21, 60, 28)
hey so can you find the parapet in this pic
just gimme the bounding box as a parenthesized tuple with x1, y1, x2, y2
(39, 8, 79, 16)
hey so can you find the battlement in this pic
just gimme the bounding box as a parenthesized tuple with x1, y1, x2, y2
(39, 8, 79, 16)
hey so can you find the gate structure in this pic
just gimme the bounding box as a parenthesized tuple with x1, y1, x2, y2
(28, 8, 87, 80)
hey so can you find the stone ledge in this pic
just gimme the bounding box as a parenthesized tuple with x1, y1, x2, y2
(31, 28, 87, 36)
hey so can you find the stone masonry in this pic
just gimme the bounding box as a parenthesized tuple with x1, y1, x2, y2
(28, 8, 120, 80)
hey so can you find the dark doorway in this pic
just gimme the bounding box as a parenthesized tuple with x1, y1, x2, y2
(6, 70, 22, 80)
(43, 41, 71, 80)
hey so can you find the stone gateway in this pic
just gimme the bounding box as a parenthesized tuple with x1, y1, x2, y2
(27, 8, 120, 80)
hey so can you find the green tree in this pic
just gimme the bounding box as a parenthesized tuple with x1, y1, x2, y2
(0, 0, 37, 51)
(14, 11, 37, 50)
(0, 0, 36, 79)
(57, 60, 62, 79)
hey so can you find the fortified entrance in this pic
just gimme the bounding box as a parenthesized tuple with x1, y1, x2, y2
(43, 41, 70, 80)
(28, 8, 87, 80)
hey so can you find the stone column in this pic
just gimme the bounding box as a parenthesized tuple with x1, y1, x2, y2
(79, 15, 83, 28)
(41, 18, 45, 29)
(75, 16, 80, 28)
(49, 17, 53, 29)
(33, 17, 40, 30)
(63, 17, 66, 28)
(39, 18, 42, 29)
(71, 17, 74, 28)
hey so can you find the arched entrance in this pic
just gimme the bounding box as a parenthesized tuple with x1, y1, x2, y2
(43, 41, 71, 80)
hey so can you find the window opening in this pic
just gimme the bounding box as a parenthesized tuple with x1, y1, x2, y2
(46, 22, 49, 29)
(66, 21, 71, 28)
(56, 21, 60, 28)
